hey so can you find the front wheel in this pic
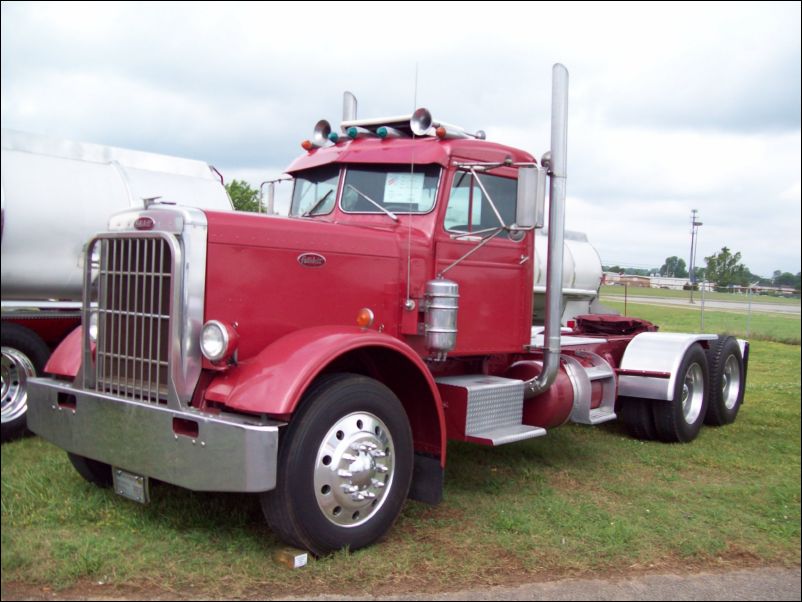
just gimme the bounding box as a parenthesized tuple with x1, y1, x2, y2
(261, 374, 413, 555)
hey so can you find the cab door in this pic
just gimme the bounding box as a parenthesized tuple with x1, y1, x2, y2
(434, 167, 534, 355)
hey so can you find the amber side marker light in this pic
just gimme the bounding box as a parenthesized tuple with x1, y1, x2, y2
(356, 308, 375, 329)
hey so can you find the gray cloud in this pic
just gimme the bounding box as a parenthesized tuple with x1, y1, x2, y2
(2, 1, 799, 276)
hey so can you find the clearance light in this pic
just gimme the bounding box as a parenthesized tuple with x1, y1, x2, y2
(356, 308, 375, 329)
(377, 126, 404, 139)
(328, 132, 342, 143)
(301, 140, 315, 151)
(347, 126, 376, 139)
(435, 126, 447, 139)
(200, 320, 239, 363)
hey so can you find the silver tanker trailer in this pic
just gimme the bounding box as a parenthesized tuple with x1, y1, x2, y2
(1, 129, 233, 441)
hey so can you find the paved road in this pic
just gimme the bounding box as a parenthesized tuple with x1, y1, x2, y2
(279, 567, 801, 601)
(603, 295, 801, 315)
(4, 567, 800, 600)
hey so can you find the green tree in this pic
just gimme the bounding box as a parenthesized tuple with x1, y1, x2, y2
(704, 247, 750, 289)
(659, 256, 688, 278)
(225, 179, 261, 212)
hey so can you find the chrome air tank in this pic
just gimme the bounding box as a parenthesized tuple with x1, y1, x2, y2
(424, 279, 459, 360)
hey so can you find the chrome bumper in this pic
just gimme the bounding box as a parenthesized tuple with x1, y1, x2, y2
(27, 377, 281, 493)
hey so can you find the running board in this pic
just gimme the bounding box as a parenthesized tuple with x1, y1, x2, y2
(467, 425, 547, 446)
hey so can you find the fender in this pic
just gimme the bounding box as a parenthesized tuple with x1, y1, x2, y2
(43, 326, 83, 378)
(204, 325, 447, 462)
(618, 332, 718, 400)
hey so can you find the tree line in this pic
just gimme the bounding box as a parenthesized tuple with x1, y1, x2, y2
(605, 247, 800, 292)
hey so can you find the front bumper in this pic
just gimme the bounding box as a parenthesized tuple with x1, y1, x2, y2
(27, 377, 281, 493)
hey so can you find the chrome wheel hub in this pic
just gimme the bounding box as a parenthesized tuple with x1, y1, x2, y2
(722, 355, 741, 410)
(681, 362, 704, 424)
(1, 347, 36, 424)
(314, 411, 395, 527)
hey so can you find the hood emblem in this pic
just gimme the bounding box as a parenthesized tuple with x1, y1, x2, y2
(134, 216, 155, 231)
(297, 253, 326, 268)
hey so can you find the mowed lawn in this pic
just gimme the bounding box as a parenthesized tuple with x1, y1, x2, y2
(2, 305, 800, 598)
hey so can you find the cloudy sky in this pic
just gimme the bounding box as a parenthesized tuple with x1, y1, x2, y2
(2, 1, 800, 277)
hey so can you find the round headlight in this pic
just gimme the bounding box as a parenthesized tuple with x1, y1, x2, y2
(201, 321, 228, 362)
(200, 320, 238, 364)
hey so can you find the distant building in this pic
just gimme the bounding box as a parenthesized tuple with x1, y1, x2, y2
(649, 276, 689, 290)
(603, 273, 715, 292)
(619, 275, 650, 287)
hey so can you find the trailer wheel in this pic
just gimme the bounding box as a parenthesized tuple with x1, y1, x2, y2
(653, 344, 709, 443)
(261, 373, 413, 556)
(2, 324, 51, 443)
(619, 396, 658, 440)
(704, 336, 744, 426)
(67, 452, 113, 487)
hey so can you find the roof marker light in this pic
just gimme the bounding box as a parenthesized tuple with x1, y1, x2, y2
(347, 126, 376, 139)
(377, 126, 404, 139)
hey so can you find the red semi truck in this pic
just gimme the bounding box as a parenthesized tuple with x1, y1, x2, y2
(27, 65, 747, 555)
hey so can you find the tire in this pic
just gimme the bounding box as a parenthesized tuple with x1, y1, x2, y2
(261, 373, 413, 555)
(619, 396, 658, 440)
(704, 336, 745, 426)
(67, 452, 113, 487)
(653, 344, 709, 443)
(2, 323, 51, 443)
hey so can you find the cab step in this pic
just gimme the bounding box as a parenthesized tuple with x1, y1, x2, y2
(435, 375, 547, 446)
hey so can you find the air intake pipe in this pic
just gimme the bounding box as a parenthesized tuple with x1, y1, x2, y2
(525, 63, 569, 399)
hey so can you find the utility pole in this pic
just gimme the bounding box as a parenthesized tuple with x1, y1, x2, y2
(689, 209, 703, 303)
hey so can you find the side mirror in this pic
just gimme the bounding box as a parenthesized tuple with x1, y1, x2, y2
(516, 166, 547, 229)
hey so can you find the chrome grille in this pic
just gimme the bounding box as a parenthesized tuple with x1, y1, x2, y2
(92, 236, 173, 404)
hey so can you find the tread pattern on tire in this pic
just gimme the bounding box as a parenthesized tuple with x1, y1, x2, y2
(261, 373, 413, 555)
(653, 344, 708, 444)
(704, 336, 744, 426)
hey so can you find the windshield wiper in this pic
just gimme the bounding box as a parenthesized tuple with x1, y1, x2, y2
(302, 189, 334, 217)
(346, 184, 399, 221)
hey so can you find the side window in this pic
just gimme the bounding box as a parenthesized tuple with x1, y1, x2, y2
(445, 171, 517, 238)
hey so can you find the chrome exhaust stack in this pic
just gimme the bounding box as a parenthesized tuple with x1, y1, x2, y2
(525, 63, 569, 399)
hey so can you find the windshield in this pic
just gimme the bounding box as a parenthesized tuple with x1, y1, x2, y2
(289, 164, 340, 216)
(341, 164, 440, 214)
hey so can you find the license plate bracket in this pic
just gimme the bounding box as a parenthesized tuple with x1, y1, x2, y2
(112, 467, 150, 504)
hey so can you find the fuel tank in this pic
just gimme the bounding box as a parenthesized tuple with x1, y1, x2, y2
(533, 230, 603, 324)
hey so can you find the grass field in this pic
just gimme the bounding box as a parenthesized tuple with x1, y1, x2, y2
(604, 300, 801, 345)
(600, 285, 801, 305)
(2, 308, 800, 598)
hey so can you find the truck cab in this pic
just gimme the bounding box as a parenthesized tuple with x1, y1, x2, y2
(25, 65, 748, 557)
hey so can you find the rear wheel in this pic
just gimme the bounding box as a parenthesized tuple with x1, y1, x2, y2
(653, 344, 709, 443)
(705, 336, 745, 426)
(261, 373, 413, 555)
